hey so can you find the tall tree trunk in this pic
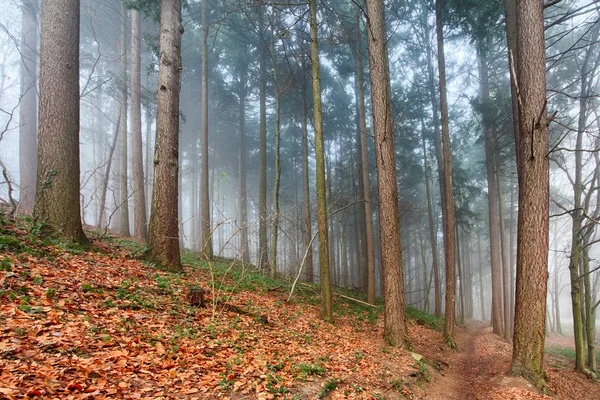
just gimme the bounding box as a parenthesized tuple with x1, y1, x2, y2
(477, 42, 504, 336)
(477, 234, 486, 320)
(422, 122, 441, 316)
(456, 224, 465, 325)
(309, 0, 332, 322)
(238, 65, 250, 263)
(509, 0, 550, 387)
(496, 157, 511, 339)
(257, 6, 268, 268)
(119, 2, 130, 237)
(144, 74, 153, 215)
(200, 0, 213, 259)
(34, 0, 87, 244)
(146, 0, 182, 272)
(131, 9, 147, 241)
(301, 60, 313, 282)
(355, 5, 376, 304)
(19, 0, 38, 213)
(365, 0, 409, 347)
(509, 181, 516, 335)
(270, 71, 281, 277)
(435, 0, 457, 347)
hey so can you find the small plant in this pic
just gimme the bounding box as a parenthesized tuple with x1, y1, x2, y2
(33, 276, 43, 285)
(45, 288, 57, 298)
(295, 362, 326, 378)
(81, 283, 94, 293)
(0, 257, 11, 271)
(317, 378, 344, 399)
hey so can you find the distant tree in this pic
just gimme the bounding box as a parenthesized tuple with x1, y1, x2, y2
(146, 0, 183, 272)
(365, 0, 409, 347)
(33, 0, 87, 244)
(508, 0, 550, 387)
(130, 8, 148, 241)
(19, 0, 38, 213)
(309, 0, 333, 322)
(257, 4, 269, 268)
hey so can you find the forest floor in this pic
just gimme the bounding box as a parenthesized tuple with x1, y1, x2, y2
(0, 215, 599, 399)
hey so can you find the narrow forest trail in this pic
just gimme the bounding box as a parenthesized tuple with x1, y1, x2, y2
(414, 320, 549, 400)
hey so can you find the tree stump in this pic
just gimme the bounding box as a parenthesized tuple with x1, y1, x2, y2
(187, 286, 205, 307)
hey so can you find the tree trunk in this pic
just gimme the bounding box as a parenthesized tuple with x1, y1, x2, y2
(200, 0, 213, 259)
(301, 59, 313, 282)
(477, 42, 504, 336)
(34, 0, 87, 244)
(355, 5, 376, 304)
(509, 0, 550, 387)
(119, 2, 130, 237)
(146, 0, 183, 272)
(270, 74, 281, 277)
(422, 122, 441, 317)
(238, 65, 250, 263)
(309, 0, 332, 322)
(365, 0, 409, 347)
(144, 74, 153, 215)
(435, 0, 457, 347)
(477, 234, 486, 320)
(456, 224, 465, 325)
(19, 0, 38, 213)
(130, 9, 147, 241)
(496, 156, 511, 339)
(97, 107, 121, 230)
(257, 6, 269, 269)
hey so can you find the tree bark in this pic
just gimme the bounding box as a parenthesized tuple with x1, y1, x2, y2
(496, 156, 511, 339)
(19, 0, 38, 213)
(200, 0, 213, 259)
(435, 0, 457, 347)
(34, 0, 87, 244)
(130, 9, 147, 241)
(309, 0, 332, 322)
(301, 57, 313, 283)
(97, 107, 121, 230)
(509, 0, 550, 387)
(365, 0, 409, 347)
(270, 49, 281, 277)
(146, 0, 183, 272)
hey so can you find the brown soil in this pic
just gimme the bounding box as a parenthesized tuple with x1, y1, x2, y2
(412, 320, 600, 400)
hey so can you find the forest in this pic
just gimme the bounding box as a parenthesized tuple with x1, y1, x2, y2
(0, 0, 600, 398)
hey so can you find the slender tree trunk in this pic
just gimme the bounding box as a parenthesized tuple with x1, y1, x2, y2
(34, 0, 87, 244)
(422, 122, 441, 317)
(270, 82, 281, 277)
(131, 9, 147, 241)
(477, 42, 504, 336)
(301, 61, 313, 282)
(97, 108, 121, 230)
(19, 0, 38, 213)
(497, 157, 511, 339)
(146, 0, 182, 272)
(435, 0, 457, 347)
(365, 0, 409, 347)
(119, 2, 130, 237)
(309, 0, 332, 322)
(144, 74, 153, 215)
(509, 0, 550, 386)
(456, 225, 465, 325)
(509, 182, 516, 335)
(478, 235, 486, 320)
(238, 66, 250, 263)
(355, 5, 376, 304)
(257, 6, 268, 269)
(200, 0, 212, 259)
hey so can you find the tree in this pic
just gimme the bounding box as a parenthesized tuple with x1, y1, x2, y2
(119, 2, 131, 237)
(257, 4, 268, 268)
(19, 0, 38, 213)
(355, 4, 376, 305)
(200, 0, 213, 259)
(130, 8, 148, 241)
(365, 0, 409, 347)
(33, 0, 87, 244)
(146, 0, 183, 272)
(309, 0, 333, 322)
(508, 0, 550, 387)
(435, 0, 457, 348)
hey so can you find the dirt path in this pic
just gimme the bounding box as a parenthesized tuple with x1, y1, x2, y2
(413, 320, 547, 400)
